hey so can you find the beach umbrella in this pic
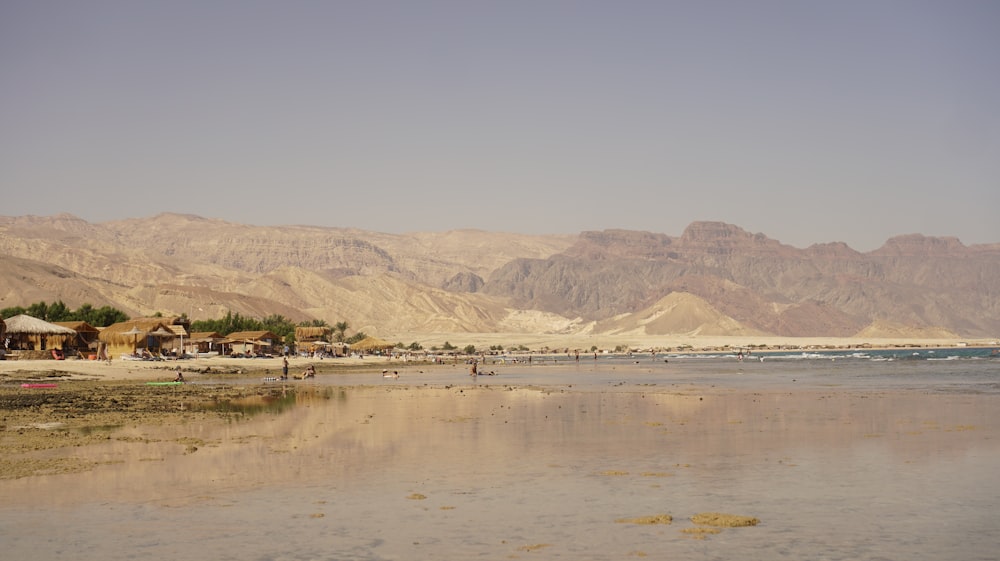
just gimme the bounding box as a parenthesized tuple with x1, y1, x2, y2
(123, 326, 145, 354)
(148, 327, 175, 353)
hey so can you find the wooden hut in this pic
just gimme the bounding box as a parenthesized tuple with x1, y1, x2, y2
(186, 331, 225, 356)
(223, 330, 281, 356)
(295, 326, 331, 344)
(54, 321, 101, 354)
(295, 326, 332, 355)
(99, 319, 175, 359)
(2, 314, 78, 357)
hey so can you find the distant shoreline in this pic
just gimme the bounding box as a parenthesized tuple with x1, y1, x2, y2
(2, 335, 997, 383)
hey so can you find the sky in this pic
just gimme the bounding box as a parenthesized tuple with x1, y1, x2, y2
(2, 0, 998, 251)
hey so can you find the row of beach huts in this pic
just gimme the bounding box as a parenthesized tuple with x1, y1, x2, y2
(0, 314, 368, 361)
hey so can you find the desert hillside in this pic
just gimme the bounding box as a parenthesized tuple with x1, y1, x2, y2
(2, 213, 998, 340)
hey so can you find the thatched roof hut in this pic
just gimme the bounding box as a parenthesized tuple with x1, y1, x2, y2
(295, 326, 331, 343)
(5, 314, 78, 336)
(99, 319, 184, 357)
(223, 330, 282, 355)
(53, 321, 99, 334)
(189, 331, 224, 343)
(3, 314, 78, 352)
(99, 319, 174, 346)
(182, 331, 224, 355)
(54, 321, 101, 349)
(225, 330, 281, 343)
(350, 336, 395, 353)
(128, 317, 188, 337)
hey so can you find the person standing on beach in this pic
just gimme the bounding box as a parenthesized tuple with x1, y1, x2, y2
(281, 356, 289, 380)
(470, 360, 478, 377)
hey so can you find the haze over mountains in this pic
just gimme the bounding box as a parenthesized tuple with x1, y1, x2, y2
(2, 213, 998, 340)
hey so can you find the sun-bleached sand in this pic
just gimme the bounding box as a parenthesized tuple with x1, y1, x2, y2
(0, 353, 393, 382)
(3, 335, 994, 382)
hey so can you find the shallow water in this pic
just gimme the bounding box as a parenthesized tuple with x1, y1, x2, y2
(2, 357, 999, 560)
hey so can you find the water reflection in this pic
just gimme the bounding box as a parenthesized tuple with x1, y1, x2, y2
(194, 390, 298, 416)
(74, 423, 124, 435)
(2, 385, 999, 560)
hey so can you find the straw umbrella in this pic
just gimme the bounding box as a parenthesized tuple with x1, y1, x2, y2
(122, 326, 145, 355)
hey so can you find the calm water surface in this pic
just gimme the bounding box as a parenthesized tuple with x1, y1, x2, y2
(2, 354, 998, 560)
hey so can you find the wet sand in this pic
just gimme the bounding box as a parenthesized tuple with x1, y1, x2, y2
(0, 353, 397, 382)
(2, 358, 999, 560)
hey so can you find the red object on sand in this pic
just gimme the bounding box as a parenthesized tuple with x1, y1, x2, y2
(20, 383, 58, 388)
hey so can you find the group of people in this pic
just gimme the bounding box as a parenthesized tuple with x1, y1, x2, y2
(277, 356, 315, 379)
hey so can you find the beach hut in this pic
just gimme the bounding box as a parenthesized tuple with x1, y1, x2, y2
(295, 326, 331, 344)
(295, 325, 333, 356)
(2, 314, 78, 356)
(187, 331, 225, 356)
(99, 319, 175, 359)
(349, 336, 395, 355)
(223, 330, 281, 356)
(147, 327, 177, 355)
(54, 321, 101, 354)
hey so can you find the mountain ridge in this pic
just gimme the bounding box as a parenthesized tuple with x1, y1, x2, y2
(2, 213, 997, 339)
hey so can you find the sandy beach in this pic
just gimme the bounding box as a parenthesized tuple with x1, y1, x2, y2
(0, 353, 401, 382)
(3, 333, 995, 383)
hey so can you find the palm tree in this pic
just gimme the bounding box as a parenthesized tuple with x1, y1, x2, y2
(334, 321, 349, 343)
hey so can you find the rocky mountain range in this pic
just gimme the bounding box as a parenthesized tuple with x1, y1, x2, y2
(2, 213, 998, 339)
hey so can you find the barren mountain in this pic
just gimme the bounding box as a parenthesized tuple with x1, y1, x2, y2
(482, 223, 1000, 337)
(2, 214, 998, 338)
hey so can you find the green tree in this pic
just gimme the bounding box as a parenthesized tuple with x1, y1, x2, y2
(47, 301, 72, 321)
(26, 301, 51, 320)
(1, 305, 27, 318)
(74, 303, 95, 321)
(262, 314, 295, 338)
(345, 331, 366, 345)
(441, 341, 456, 351)
(192, 311, 264, 336)
(87, 305, 129, 327)
(463, 344, 476, 354)
(334, 321, 349, 342)
(2, 300, 128, 326)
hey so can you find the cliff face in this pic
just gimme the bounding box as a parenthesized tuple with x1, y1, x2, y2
(2, 214, 998, 337)
(482, 222, 1000, 337)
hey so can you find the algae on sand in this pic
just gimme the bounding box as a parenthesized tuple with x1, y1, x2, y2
(691, 512, 759, 527)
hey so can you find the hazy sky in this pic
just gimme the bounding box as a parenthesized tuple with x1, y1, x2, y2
(2, 1, 998, 251)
